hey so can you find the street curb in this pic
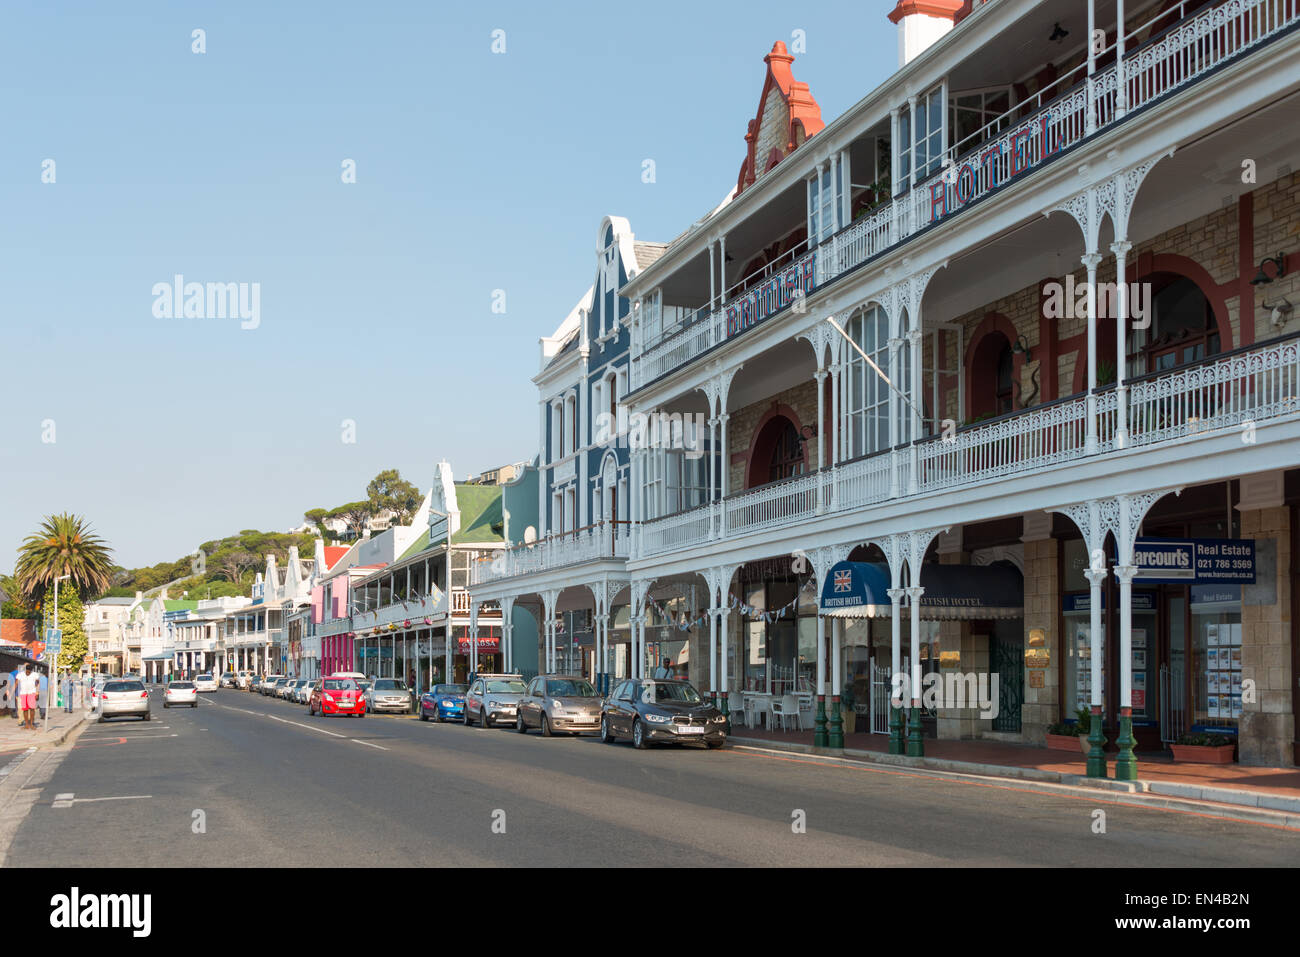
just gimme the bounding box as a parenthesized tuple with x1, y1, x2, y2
(727, 736, 1300, 820)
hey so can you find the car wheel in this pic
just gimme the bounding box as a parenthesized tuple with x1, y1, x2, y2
(480, 709, 488, 729)
(164, 702, 169, 709)
(97, 715, 105, 724)
(419, 708, 429, 722)
(142, 712, 151, 722)
(600, 716, 615, 744)
(541, 714, 553, 738)
(515, 712, 527, 734)
(191, 703, 197, 708)
(462, 709, 470, 726)
(632, 719, 648, 749)
(357, 710, 365, 719)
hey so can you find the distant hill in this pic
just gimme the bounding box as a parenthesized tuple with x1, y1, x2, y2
(102, 529, 323, 601)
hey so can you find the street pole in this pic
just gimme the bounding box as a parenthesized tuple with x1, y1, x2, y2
(47, 575, 70, 732)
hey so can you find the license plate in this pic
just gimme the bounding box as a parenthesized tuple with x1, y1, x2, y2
(677, 725, 704, 734)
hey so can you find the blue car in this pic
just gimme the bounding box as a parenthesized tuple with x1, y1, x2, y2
(420, 683, 468, 722)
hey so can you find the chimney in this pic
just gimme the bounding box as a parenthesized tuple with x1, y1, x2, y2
(888, 1, 965, 68)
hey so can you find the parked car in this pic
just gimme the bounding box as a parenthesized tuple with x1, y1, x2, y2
(296, 679, 319, 704)
(419, 683, 467, 722)
(308, 676, 365, 718)
(275, 678, 296, 699)
(259, 675, 285, 696)
(194, 674, 219, 693)
(219, 671, 238, 688)
(600, 679, 726, 749)
(365, 678, 414, 714)
(464, 674, 527, 728)
(515, 675, 603, 736)
(164, 681, 198, 708)
(98, 679, 151, 722)
(237, 671, 254, 690)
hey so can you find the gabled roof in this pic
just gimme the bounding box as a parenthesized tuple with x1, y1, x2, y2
(323, 546, 349, 570)
(163, 600, 199, 613)
(737, 42, 824, 196)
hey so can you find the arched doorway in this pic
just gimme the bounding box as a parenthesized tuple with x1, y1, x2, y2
(746, 412, 806, 489)
(969, 332, 1014, 419)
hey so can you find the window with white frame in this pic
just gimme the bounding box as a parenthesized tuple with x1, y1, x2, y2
(844, 305, 891, 459)
(896, 86, 944, 194)
(949, 87, 1011, 156)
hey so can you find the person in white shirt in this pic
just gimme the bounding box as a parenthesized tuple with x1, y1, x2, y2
(16, 664, 42, 730)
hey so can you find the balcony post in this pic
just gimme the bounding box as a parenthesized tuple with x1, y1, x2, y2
(815, 610, 828, 747)
(1083, 565, 1110, 778)
(1086, 0, 1097, 134)
(1114, 563, 1139, 780)
(1083, 251, 1103, 453)
(814, 369, 828, 514)
(720, 606, 731, 725)
(830, 358, 841, 509)
(1115, 0, 1127, 119)
(907, 325, 923, 495)
(719, 413, 730, 537)
(906, 584, 926, 757)
(888, 587, 905, 754)
(888, 336, 902, 497)
(708, 603, 718, 705)
(1112, 239, 1133, 448)
(828, 617, 844, 748)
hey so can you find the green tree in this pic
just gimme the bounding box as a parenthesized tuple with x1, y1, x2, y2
(366, 469, 421, 525)
(304, 508, 329, 529)
(15, 513, 115, 603)
(53, 588, 87, 673)
(328, 502, 373, 539)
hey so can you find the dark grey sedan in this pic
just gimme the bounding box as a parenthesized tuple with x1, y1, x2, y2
(600, 679, 726, 749)
(515, 675, 602, 736)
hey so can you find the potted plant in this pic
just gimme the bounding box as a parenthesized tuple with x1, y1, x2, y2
(1171, 732, 1237, 764)
(1045, 708, 1094, 754)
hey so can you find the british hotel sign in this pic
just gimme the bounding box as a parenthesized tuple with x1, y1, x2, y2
(725, 253, 818, 338)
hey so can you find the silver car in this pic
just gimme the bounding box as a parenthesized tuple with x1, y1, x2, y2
(99, 679, 151, 722)
(296, 679, 319, 704)
(515, 675, 603, 736)
(464, 674, 528, 728)
(365, 678, 413, 714)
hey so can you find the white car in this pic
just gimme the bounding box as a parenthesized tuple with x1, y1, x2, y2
(294, 680, 316, 704)
(194, 674, 219, 692)
(164, 681, 198, 708)
(236, 671, 254, 690)
(98, 679, 151, 722)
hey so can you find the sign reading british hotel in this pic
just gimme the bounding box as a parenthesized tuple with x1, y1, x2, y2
(1132, 538, 1256, 585)
(725, 252, 817, 338)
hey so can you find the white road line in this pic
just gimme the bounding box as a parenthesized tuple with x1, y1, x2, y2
(350, 739, 389, 751)
(52, 794, 151, 809)
(265, 715, 346, 739)
(0, 748, 37, 778)
(52, 792, 74, 808)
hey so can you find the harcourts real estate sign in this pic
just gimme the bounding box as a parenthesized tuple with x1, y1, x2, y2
(1132, 538, 1255, 584)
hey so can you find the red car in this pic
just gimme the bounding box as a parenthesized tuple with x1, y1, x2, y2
(309, 676, 366, 718)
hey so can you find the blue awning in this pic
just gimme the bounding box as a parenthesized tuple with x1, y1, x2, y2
(820, 562, 1023, 619)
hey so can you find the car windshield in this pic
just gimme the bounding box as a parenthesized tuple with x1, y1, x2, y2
(356, 681, 371, 692)
(486, 679, 527, 694)
(434, 684, 467, 695)
(198, 675, 213, 680)
(640, 682, 703, 705)
(323, 679, 357, 691)
(549, 679, 597, 697)
(374, 679, 406, 691)
(104, 681, 143, 693)
(169, 682, 194, 689)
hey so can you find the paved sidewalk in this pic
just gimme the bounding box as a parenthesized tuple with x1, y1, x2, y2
(0, 710, 90, 757)
(729, 724, 1300, 814)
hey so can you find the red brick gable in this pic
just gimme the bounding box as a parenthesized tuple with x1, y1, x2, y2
(736, 42, 825, 196)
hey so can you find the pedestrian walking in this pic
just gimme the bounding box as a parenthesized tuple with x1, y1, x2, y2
(61, 674, 73, 712)
(37, 670, 48, 720)
(9, 668, 20, 721)
(653, 657, 673, 680)
(16, 664, 41, 730)
(0, 675, 11, 717)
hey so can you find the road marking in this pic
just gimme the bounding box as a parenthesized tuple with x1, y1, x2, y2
(265, 714, 346, 738)
(0, 748, 37, 778)
(350, 739, 389, 751)
(52, 792, 74, 808)
(52, 794, 151, 809)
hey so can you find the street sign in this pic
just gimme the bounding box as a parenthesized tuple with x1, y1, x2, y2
(45, 629, 63, 655)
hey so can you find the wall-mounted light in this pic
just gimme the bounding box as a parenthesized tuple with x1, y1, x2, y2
(1251, 252, 1288, 285)
(1049, 22, 1069, 44)
(1011, 335, 1032, 361)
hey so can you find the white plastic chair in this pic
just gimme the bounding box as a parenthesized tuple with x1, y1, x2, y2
(771, 694, 800, 732)
(797, 695, 815, 731)
(727, 692, 747, 728)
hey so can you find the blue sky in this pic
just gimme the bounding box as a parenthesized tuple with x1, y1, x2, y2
(0, 0, 897, 570)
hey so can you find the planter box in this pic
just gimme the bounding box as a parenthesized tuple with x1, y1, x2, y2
(1045, 733, 1084, 752)
(1171, 743, 1236, 764)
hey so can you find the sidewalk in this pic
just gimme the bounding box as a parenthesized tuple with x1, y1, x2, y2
(729, 724, 1300, 816)
(0, 710, 88, 757)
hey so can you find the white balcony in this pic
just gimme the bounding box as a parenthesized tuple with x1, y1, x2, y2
(472, 520, 631, 586)
(632, 0, 1299, 391)
(636, 335, 1300, 559)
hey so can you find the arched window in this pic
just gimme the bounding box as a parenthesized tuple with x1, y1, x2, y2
(767, 418, 805, 483)
(969, 331, 1013, 419)
(1140, 275, 1219, 373)
(994, 340, 1014, 414)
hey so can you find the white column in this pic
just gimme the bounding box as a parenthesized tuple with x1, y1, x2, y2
(720, 607, 731, 700)
(888, 335, 901, 497)
(831, 618, 843, 704)
(907, 585, 924, 707)
(1113, 239, 1132, 448)
(1116, 0, 1127, 118)
(708, 602, 718, 700)
(888, 588, 905, 703)
(708, 241, 716, 310)
(719, 236, 727, 307)
(814, 368, 827, 472)
(1083, 251, 1102, 453)
(1086, 0, 1098, 133)
(1084, 567, 1107, 710)
(1117, 565, 1136, 710)
(816, 610, 826, 700)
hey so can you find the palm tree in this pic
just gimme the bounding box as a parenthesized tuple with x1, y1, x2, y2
(15, 513, 115, 603)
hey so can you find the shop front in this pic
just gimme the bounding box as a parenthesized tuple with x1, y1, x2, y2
(455, 626, 500, 680)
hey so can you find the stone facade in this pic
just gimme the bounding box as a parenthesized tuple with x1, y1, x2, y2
(1020, 535, 1060, 745)
(726, 378, 819, 492)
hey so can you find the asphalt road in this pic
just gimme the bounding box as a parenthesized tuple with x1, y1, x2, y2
(4, 688, 1298, 866)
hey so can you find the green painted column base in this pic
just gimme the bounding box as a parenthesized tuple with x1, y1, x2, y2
(814, 696, 828, 749)
(906, 705, 925, 757)
(828, 696, 844, 749)
(888, 704, 903, 754)
(1086, 705, 1108, 778)
(1114, 709, 1138, 781)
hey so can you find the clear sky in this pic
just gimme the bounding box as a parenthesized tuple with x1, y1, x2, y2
(0, 0, 898, 570)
